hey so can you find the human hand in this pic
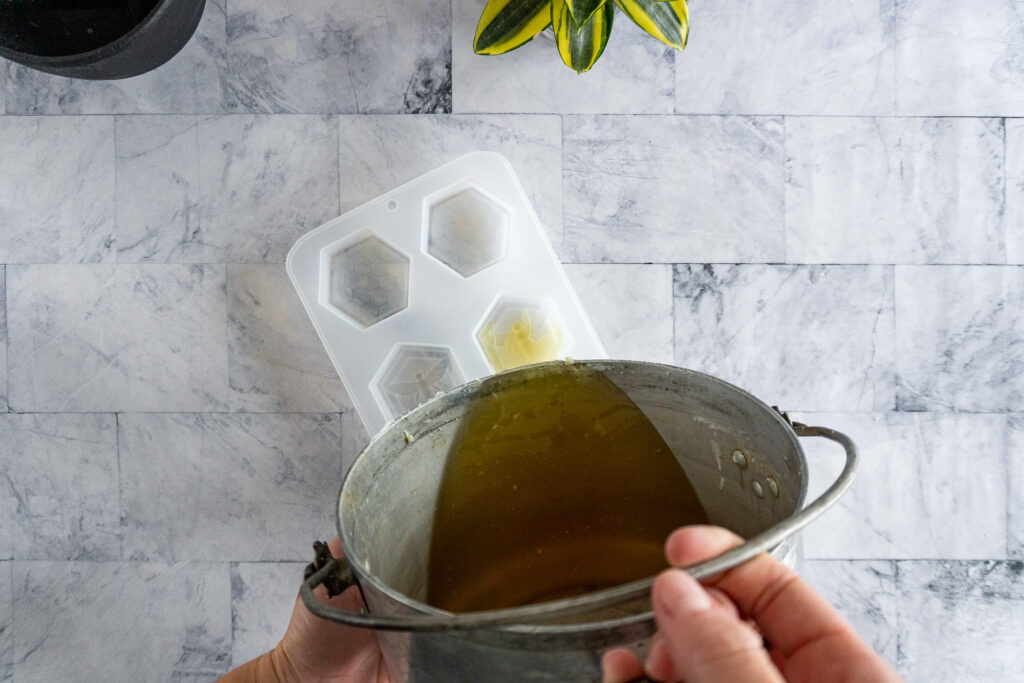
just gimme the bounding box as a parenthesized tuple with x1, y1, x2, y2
(221, 536, 395, 683)
(602, 526, 902, 683)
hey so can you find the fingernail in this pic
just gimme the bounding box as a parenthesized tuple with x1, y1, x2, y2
(654, 569, 713, 620)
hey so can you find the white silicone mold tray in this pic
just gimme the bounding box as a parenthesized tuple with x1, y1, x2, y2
(287, 152, 606, 434)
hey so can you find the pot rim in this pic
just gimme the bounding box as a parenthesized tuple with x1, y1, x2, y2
(0, 0, 181, 66)
(335, 359, 809, 634)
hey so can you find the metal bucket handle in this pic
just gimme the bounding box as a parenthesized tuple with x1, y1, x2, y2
(300, 421, 857, 632)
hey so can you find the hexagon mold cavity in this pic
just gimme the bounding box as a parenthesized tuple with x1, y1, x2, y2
(427, 187, 510, 278)
(328, 234, 409, 328)
(476, 297, 568, 372)
(375, 344, 465, 418)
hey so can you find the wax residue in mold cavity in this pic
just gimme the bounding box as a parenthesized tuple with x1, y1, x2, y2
(428, 188, 509, 278)
(476, 299, 566, 372)
(328, 235, 409, 328)
(376, 344, 465, 418)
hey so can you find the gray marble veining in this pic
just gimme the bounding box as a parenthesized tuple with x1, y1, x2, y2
(6, 265, 228, 412)
(1009, 415, 1023, 559)
(897, 560, 1024, 680)
(0, 116, 114, 264)
(227, 264, 351, 412)
(2, 0, 1023, 677)
(11, 561, 231, 682)
(796, 412, 1008, 560)
(674, 265, 895, 412)
(1002, 118, 1024, 265)
(3, 0, 227, 115)
(785, 117, 1006, 264)
(801, 560, 899, 664)
(564, 115, 785, 263)
(338, 114, 563, 249)
(896, 0, 1024, 116)
(564, 264, 674, 364)
(0, 268, 5, 411)
(223, 0, 451, 114)
(452, 0, 674, 114)
(0, 562, 9, 682)
(117, 114, 340, 263)
(676, 0, 896, 115)
(196, 114, 339, 263)
(0, 414, 119, 561)
(118, 413, 344, 562)
(115, 115, 202, 263)
(896, 265, 1024, 412)
(230, 562, 304, 667)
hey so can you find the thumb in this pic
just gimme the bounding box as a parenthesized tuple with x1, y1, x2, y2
(652, 569, 785, 683)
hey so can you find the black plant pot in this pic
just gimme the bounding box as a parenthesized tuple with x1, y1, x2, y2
(0, 0, 207, 80)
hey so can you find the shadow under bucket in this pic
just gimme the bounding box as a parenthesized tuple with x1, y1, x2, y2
(301, 360, 858, 682)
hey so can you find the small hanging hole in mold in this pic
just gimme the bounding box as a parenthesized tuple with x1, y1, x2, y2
(732, 450, 748, 469)
(752, 480, 764, 499)
(386, 199, 398, 210)
(328, 234, 409, 328)
(427, 187, 510, 278)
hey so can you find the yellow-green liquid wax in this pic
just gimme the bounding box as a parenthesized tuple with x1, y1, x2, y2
(477, 308, 566, 372)
(426, 364, 710, 612)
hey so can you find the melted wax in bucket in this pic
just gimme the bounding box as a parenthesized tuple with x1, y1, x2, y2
(426, 364, 710, 612)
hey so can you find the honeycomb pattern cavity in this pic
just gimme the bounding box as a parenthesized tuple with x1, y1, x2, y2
(427, 187, 510, 277)
(476, 297, 567, 372)
(376, 344, 465, 418)
(328, 235, 409, 328)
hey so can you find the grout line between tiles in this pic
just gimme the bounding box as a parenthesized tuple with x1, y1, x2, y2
(893, 560, 904, 672)
(5, 261, 1024, 267)
(1005, 416, 1012, 560)
(892, 0, 900, 117)
(113, 116, 121, 265)
(115, 413, 124, 561)
(449, 0, 455, 115)
(3, 266, 8, 414)
(782, 116, 789, 263)
(559, 113, 566, 256)
(671, 264, 678, 362)
(13, 112, 1024, 119)
(1002, 117, 1009, 264)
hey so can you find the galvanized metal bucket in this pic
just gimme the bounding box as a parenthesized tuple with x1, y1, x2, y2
(301, 360, 858, 682)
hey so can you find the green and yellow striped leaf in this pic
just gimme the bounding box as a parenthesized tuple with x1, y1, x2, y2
(474, 0, 553, 55)
(552, 0, 614, 73)
(566, 0, 607, 25)
(613, 0, 688, 50)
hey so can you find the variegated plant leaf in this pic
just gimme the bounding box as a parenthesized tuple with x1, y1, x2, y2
(613, 0, 688, 50)
(552, 0, 614, 73)
(474, 0, 553, 55)
(566, 0, 607, 25)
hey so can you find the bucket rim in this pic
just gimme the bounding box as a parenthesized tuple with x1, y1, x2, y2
(334, 359, 809, 633)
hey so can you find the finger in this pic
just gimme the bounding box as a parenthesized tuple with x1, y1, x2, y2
(643, 634, 676, 682)
(705, 586, 740, 619)
(601, 648, 645, 683)
(666, 526, 853, 659)
(643, 588, 737, 682)
(653, 569, 785, 683)
(665, 524, 739, 567)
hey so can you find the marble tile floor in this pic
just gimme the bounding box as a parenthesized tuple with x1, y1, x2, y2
(1, 0, 1023, 680)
